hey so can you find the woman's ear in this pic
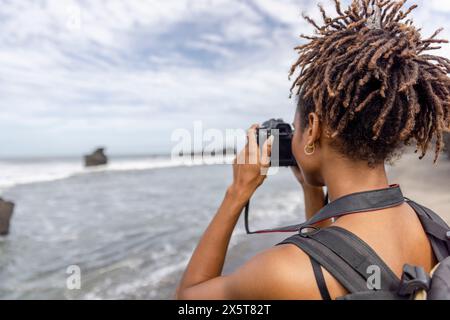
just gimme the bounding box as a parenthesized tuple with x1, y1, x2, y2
(307, 113, 321, 145)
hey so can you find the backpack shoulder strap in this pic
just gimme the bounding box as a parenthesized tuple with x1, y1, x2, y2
(313, 227, 400, 291)
(279, 226, 401, 295)
(279, 230, 368, 293)
(406, 200, 450, 262)
(309, 257, 332, 300)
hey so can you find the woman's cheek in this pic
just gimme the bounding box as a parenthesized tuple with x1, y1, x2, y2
(292, 132, 307, 170)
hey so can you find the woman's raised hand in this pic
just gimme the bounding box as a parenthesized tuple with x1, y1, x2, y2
(229, 124, 274, 202)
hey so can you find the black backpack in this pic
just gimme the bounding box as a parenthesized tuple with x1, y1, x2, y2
(253, 186, 450, 300)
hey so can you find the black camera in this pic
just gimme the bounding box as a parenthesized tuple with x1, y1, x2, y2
(257, 119, 297, 167)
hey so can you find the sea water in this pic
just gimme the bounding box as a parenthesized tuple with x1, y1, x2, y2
(0, 156, 305, 299)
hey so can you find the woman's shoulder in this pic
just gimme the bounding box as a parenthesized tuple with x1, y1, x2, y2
(232, 244, 323, 299)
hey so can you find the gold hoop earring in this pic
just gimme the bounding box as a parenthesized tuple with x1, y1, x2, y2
(304, 143, 316, 156)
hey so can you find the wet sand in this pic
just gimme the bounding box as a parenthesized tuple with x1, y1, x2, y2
(223, 151, 450, 274)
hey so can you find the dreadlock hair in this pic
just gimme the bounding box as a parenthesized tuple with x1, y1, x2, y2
(290, 0, 450, 165)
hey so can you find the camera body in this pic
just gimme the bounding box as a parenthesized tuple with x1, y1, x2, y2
(257, 119, 297, 167)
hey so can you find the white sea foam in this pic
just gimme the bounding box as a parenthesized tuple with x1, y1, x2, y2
(0, 155, 235, 192)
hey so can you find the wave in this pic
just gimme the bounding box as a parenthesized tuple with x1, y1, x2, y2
(0, 155, 235, 192)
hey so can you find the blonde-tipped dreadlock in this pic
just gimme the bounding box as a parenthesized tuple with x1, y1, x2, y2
(290, 0, 450, 164)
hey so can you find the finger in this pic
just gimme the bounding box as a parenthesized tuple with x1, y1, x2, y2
(247, 124, 260, 164)
(261, 135, 274, 167)
(235, 149, 246, 165)
(246, 124, 259, 146)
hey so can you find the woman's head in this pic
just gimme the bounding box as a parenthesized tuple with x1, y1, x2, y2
(290, 0, 450, 185)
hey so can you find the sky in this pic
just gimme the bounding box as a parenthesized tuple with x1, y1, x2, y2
(1, 0, 449, 157)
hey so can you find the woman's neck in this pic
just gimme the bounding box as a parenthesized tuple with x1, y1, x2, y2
(322, 157, 390, 202)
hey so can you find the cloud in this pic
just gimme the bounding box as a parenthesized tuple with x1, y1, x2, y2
(0, 0, 449, 156)
(429, 0, 450, 12)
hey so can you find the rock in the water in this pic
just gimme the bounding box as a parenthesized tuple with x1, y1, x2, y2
(0, 198, 14, 236)
(84, 148, 108, 167)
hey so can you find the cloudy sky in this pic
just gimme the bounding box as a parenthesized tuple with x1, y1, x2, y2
(1, 0, 449, 157)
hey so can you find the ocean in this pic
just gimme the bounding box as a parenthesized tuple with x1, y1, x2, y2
(0, 156, 305, 300)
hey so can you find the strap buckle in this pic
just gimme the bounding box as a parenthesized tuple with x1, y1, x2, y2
(299, 226, 321, 238)
(397, 264, 431, 297)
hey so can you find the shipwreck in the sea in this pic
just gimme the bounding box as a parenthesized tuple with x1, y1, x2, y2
(84, 148, 108, 167)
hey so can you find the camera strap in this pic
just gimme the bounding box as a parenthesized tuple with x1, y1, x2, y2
(244, 185, 405, 234)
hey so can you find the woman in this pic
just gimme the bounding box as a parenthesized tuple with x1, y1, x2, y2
(176, 0, 450, 300)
